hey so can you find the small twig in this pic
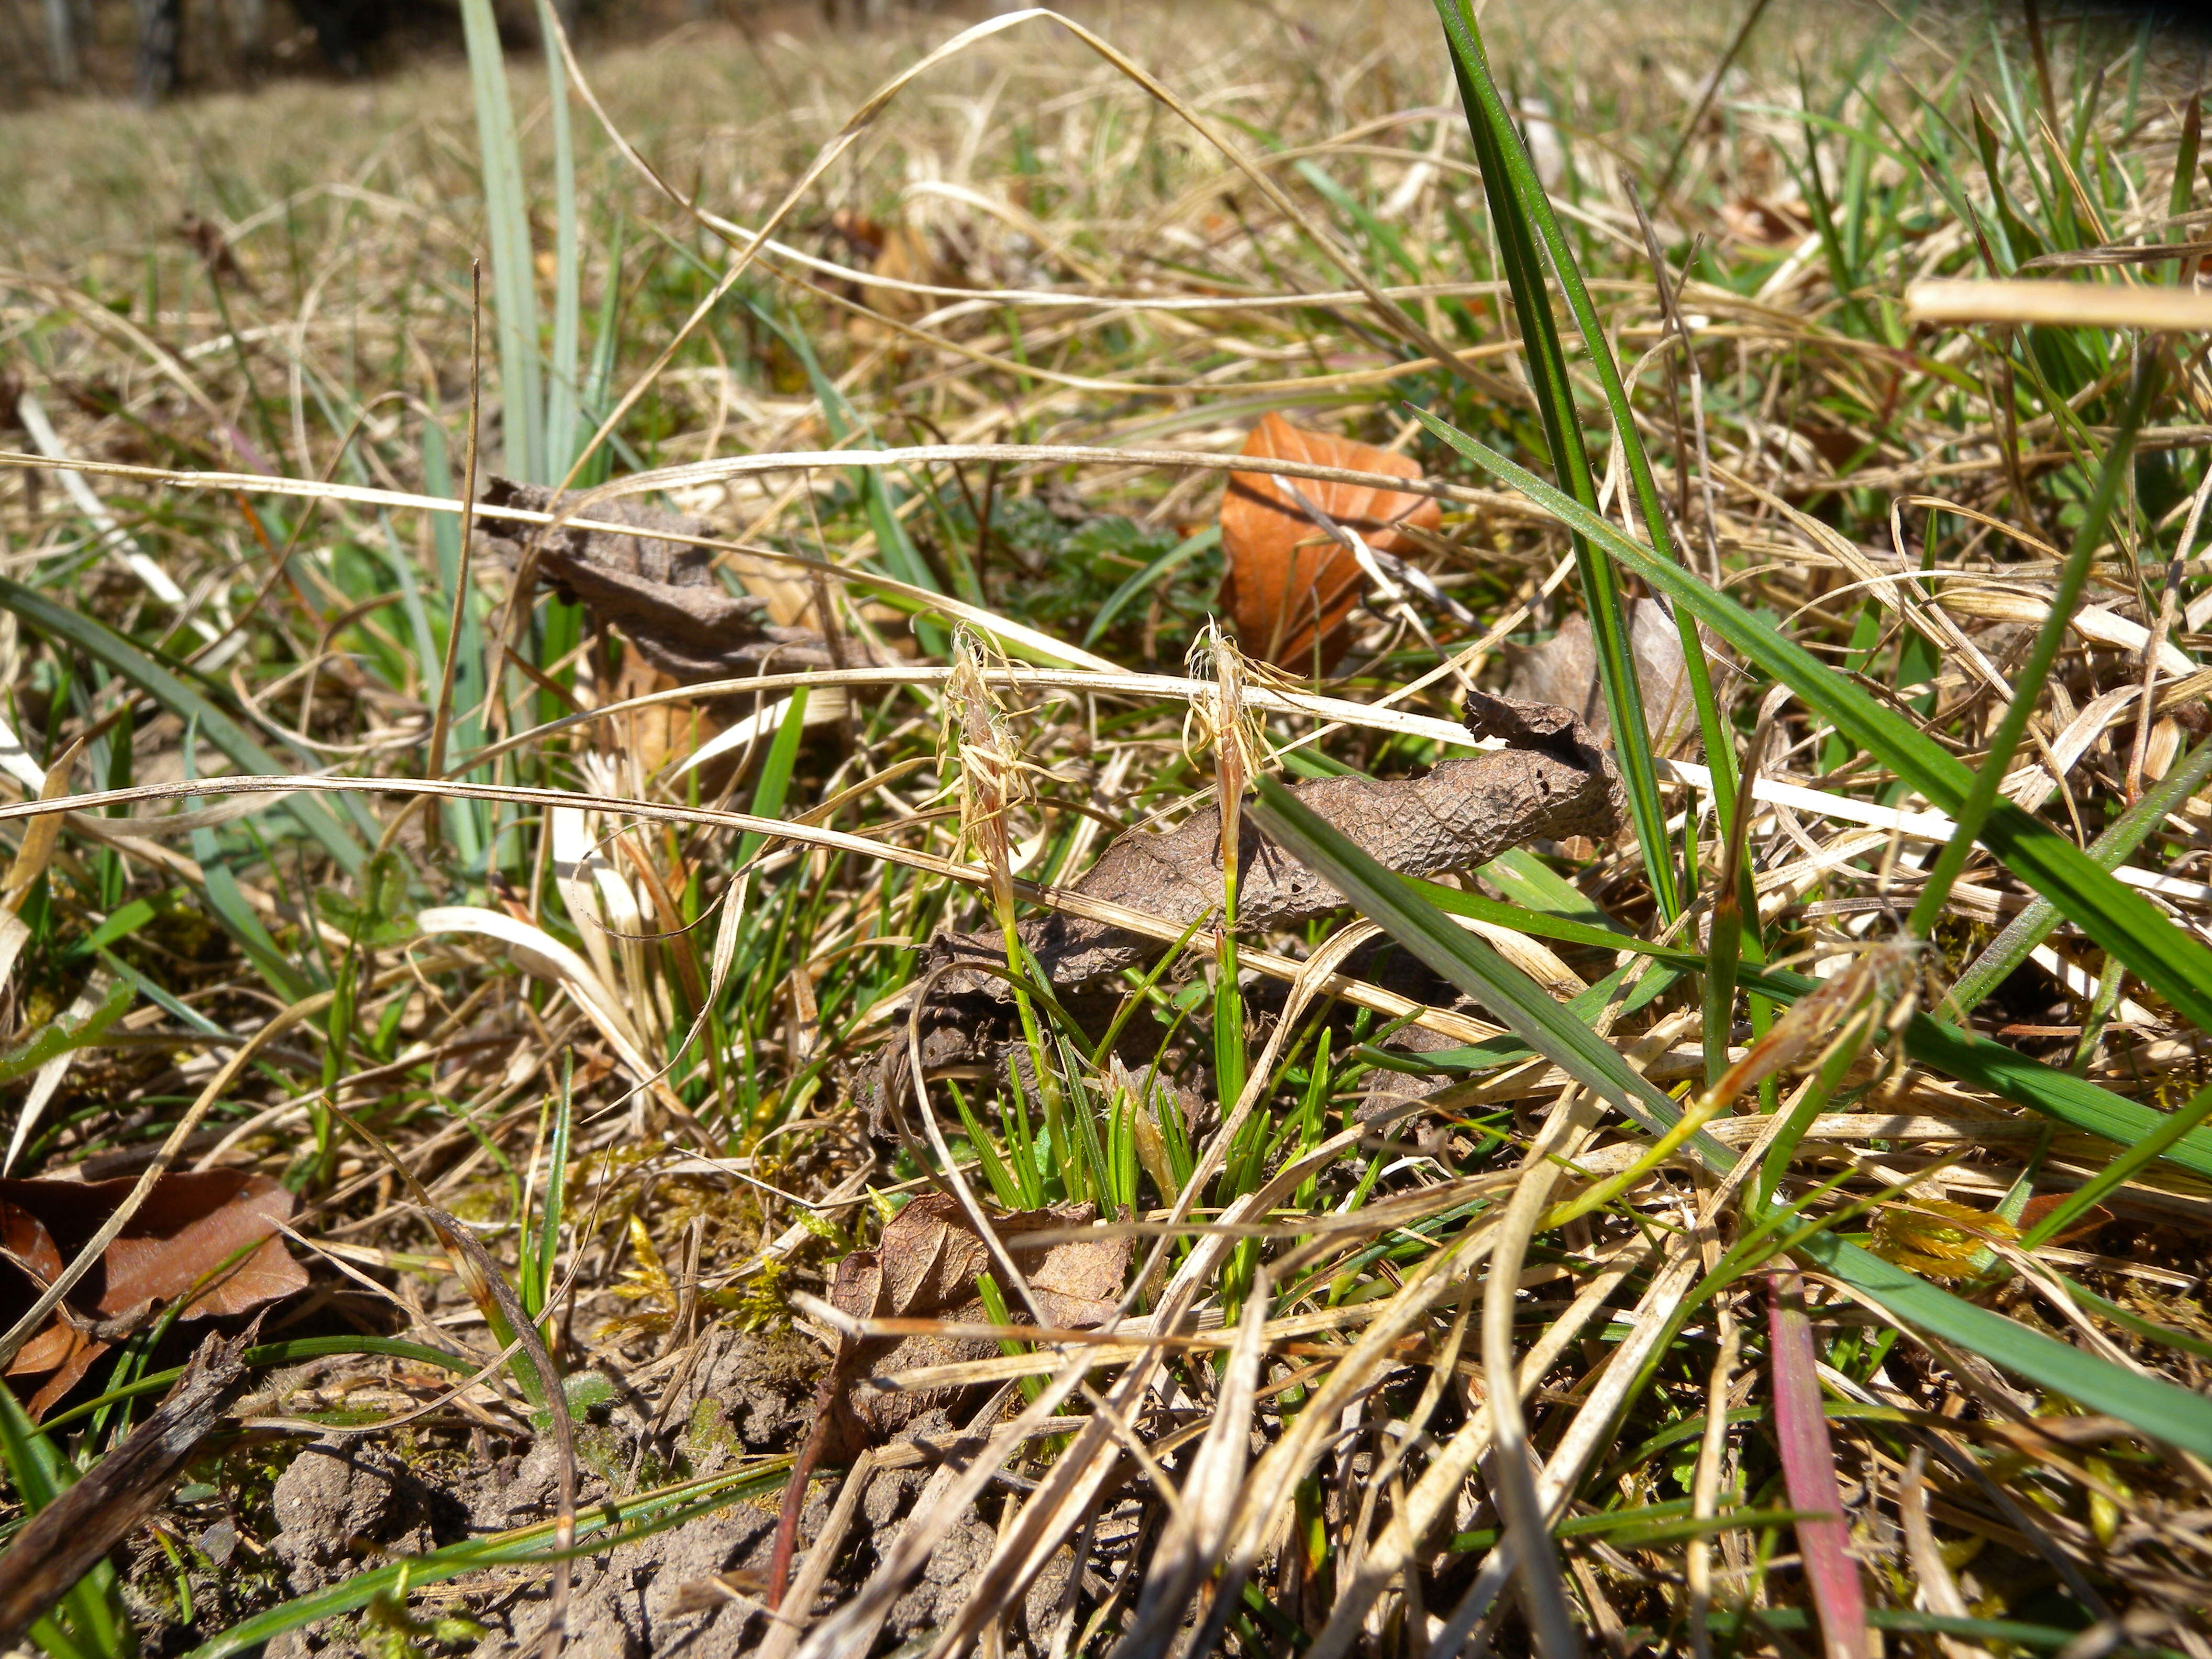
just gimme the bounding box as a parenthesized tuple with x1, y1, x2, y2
(0, 1332, 249, 1649)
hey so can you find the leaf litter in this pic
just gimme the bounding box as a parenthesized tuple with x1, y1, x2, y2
(1, 1171, 305, 1418)
(5, 5, 2212, 1659)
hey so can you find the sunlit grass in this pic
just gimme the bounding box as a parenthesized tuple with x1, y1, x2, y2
(5, 1, 2212, 1654)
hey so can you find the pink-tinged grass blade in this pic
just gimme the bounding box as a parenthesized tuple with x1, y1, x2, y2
(1767, 1271, 1868, 1659)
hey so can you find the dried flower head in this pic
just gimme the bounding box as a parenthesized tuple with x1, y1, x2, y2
(1182, 621, 1273, 799)
(943, 626, 1031, 922)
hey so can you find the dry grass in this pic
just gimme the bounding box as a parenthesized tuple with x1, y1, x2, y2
(5, 2, 2212, 1657)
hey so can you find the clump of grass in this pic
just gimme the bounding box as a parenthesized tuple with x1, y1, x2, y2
(5, 2, 2212, 1656)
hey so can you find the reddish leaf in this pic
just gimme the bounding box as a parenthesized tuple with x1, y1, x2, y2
(0, 1199, 62, 1287)
(0, 1171, 306, 1418)
(2018, 1192, 2115, 1246)
(0, 1201, 85, 1401)
(1768, 1271, 1867, 1659)
(1218, 414, 1442, 674)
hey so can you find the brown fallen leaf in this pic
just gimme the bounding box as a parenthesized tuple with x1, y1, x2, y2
(0, 1170, 305, 1418)
(2019, 1192, 2115, 1247)
(768, 1191, 1130, 1606)
(478, 478, 898, 685)
(829, 207, 948, 337)
(1218, 414, 1443, 674)
(933, 691, 1621, 1001)
(867, 692, 1625, 1133)
(1503, 598, 1701, 758)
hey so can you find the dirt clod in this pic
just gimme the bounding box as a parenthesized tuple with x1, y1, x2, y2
(667, 1323, 826, 1461)
(471, 1505, 780, 1659)
(270, 1438, 451, 1594)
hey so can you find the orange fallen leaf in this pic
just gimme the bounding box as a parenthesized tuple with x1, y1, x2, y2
(1, 1170, 306, 1417)
(1218, 414, 1442, 674)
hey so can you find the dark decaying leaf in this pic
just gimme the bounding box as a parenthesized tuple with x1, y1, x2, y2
(1505, 597, 1699, 756)
(0, 1170, 305, 1418)
(1218, 414, 1443, 674)
(478, 477, 896, 683)
(823, 1190, 1131, 1455)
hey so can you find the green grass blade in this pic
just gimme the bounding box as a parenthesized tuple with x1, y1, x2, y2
(0, 576, 364, 873)
(460, 0, 543, 483)
(1377, 872, 2212, 1175)
(182, 727, 315, 1002)
(751, 296, 949, 654)
(533, 1050, 573, 1325)
(38, 1337, 481, 1434)
(733, 686, 811, 877)
(1430, 0, 1676, 919)
(1083, 525, 1216, 649)
(1434, 0, 1744, 904)
(1253, 775, 2212, 1454)
(1773, 978, 2212, 1178)
(540, 0, 581, 477)
(0, 975, 129, 1088)
(1408, 407, 2212, 1041)
(1908, 361, 2156, 933)
(2019, 1078, 2212, 1249)
(1802, 1232, 2212, 1457)
(0, 1380, 132, 1659)
(1248, 776, 1712, 1148)
(1950, 739, 2212, 1015)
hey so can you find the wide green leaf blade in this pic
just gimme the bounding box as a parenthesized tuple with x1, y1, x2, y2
(1248, 775, 1714, 1151)
(1802, 1233, 2212, 1457)
(1434, 0, 1744, 906)
(1429, 0, 1675, 918)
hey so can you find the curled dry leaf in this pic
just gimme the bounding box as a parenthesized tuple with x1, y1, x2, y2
(1218, 413, 1442, 674)
(1504, 597, 1700, 757)
(479, 478, 897, 684)
(870, 694, 1622, 1131)
(0, 1170, 304, 1418)
(933, 692, 1621, 1000)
